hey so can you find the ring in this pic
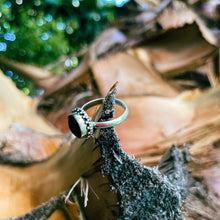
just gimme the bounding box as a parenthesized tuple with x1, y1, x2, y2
(68, 98, 128, 138)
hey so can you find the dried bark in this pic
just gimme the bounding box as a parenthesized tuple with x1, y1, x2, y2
(0, 56, 60, 90)
(4, 88, 192, 220)
(0, 0, 220, 219)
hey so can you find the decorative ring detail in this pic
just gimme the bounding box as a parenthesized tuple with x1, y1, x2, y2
(68, 98, 128, 138)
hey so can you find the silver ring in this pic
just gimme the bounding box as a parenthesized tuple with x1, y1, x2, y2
(68, 98, 128, 138)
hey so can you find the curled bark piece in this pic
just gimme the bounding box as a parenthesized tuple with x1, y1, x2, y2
(0, 125, 63, 165)
(0, 56, 59, 90)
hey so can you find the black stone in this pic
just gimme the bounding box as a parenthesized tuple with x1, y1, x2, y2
(68, 114, 82, 138)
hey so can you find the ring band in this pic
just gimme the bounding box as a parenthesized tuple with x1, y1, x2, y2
(68, 98, 128, 138)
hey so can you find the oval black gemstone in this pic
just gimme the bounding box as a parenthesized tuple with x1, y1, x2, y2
(68, 114, 82, 138)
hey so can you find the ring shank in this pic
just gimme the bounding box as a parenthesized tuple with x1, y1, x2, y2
(82, 98, 128, 128)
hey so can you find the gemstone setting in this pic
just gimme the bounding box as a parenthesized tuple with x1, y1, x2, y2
(68, 108, 94, 138)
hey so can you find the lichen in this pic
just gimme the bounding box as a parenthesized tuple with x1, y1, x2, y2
(98, 89, 188, 220)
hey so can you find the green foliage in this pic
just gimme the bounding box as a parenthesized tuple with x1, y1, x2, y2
(0, 0, 129, 95)
(0, 0, 129, 65)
